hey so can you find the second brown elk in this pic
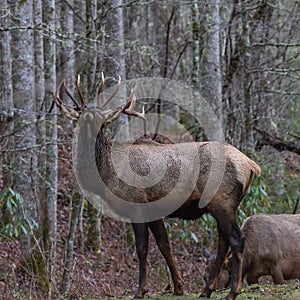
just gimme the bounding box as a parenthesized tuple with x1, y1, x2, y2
(204, 213, 300, 288)
(53, 75, 261, 300)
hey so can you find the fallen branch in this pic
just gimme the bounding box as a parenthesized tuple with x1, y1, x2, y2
(255, 127, 300, 155)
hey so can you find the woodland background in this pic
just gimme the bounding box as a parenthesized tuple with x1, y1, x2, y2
(0, 0, 300, 299)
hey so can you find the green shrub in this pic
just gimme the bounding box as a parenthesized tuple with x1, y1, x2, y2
(0, 188, 38, 239)
(237, 175, 269, 225)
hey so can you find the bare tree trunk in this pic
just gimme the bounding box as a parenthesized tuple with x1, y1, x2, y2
(0, 0, 14, 188)
(104, 0, 126, 80)
(77, 196, 85, 251)
(85, 0, 97, 96)
(124, 2, 143, 78)
(33, 0, 46, 230)
(81, 0, 102, 253)
(191, 0, 200, 90)
(61, 188, 83, 294)
(32, 1, 55, 294)
(43, 0, 58, 296)
(191, 0, 201, 140)
(61, 0, 75, 90)
(103, 0, 127, 128)
(240, 0, 253, 150)
(73, 0, 86, 71)
(59, 1, 86, 289)
(152, 4, 167, 76)
(86, 202, 102, 252)
(10, 0, 37, 258)
(199, 0, 223, 123)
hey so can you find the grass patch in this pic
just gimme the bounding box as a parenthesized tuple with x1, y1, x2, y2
(103, 283, 300, 300)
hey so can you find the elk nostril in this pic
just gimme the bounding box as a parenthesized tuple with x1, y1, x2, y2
(83, 111, 94, 121)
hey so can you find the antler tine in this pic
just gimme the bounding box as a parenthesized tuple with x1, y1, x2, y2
(63, 80, 80, 110)
(54, 80, 65, 109)
(100, 75, 122, 109)
(49, 80, 65, 113)
(97, 72, 105, 104)
(63, 81, 81, 110)
(98, 72, 105, 95)
(125, 94, 145, 119)
(128, 81, 137, 103)
(49, 79, 81, 121)
(124, 94, 146, 135)
(55, 79, 81, 111)
(76, 74, 85, 106)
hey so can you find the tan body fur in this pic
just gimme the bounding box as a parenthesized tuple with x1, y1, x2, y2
(241, 214, 300, 284)
(204, 214, 300, 288)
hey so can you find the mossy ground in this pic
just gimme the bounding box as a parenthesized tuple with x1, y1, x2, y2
(102, 283, 300, 300)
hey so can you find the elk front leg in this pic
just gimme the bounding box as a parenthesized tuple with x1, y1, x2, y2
(246, 274, 259, 285)
(149, 219, 184, 295)
(132, 223, 149, 298)
(271, 264, 284, 284)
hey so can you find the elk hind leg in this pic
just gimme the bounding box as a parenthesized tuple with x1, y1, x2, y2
(200, 225, 230, 298)
(227, 221, 244, 300)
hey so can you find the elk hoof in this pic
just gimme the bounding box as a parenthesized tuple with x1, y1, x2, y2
(199, 286, 212, 298)
(199, 294, 211, 299)
(174, 285, 184, 296)
(225, 293, 237, 300)
(133, 288, 147, 299)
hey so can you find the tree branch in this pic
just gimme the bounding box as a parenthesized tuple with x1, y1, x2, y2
(255, 127, 300, 155)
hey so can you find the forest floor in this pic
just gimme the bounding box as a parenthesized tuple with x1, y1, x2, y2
(0, 209, 208, 299)
(0, 138, 299, 299)
(1, 205, 300, 300)
(117, 283, 300, 299)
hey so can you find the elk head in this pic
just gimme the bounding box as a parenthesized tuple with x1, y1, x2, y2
(51, 73, 147, 208)
(52, 73, 146, 129)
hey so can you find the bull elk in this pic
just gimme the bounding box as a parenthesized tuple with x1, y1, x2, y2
(53, 74, 261, 300)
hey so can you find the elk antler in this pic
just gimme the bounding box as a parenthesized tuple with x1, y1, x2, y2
(76, 74, 85, 107)
(98, 74, 122, 109)
(51, 79, 82, 120)
(51, 73, 124, 123)
(123, 86, 146, 135)
(97, 72, 105, 99)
